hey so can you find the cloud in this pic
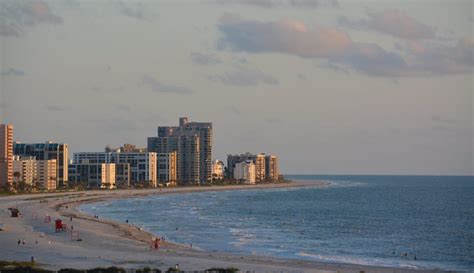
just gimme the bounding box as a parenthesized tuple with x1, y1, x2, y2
(46, 105, 65, 111)
(217, 15, 352, 58)
(0, 0, 63, 37)
(190, 52, 222, 65)
(338, 10, 435, 40)
(141, 75, 193, 95)
(208, 66, 278, 86)
(1, 68, 25, 76)
(215, 0, 338, 8)
(114, 1, 156, 21)
(217, 15, 473, 77)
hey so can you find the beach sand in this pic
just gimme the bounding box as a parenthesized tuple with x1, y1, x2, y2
(0, 182, 450, 273)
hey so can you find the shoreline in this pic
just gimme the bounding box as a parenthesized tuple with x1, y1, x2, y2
(0, 181, 453, 272)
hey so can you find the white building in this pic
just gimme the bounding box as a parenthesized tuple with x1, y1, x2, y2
(212, 160, 224, 180)
(233, 160, 256, 184)
(74, 152, 157, 187)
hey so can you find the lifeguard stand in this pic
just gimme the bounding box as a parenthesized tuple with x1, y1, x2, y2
(55, 219, 67, 232)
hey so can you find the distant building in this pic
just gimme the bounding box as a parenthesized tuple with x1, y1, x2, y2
(253, 154, 266, 182)
(157, 152, 177, 186)
(69, 162, 116, 189)
(74, 152, 156, 187)
(148, 117, 212, 185)
(36, 159, 57, 191)
(13, 156, 36, 185)
(227, 153, 266, 182)
(212, 160, 224, 180)
(1, 124, 14, 187)
(234, 160, 256, 184)
(13, 142, 68, 188)
(265, 155, 279, 181)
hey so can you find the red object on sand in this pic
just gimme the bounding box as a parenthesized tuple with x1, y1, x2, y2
(55, 219, 66, 232)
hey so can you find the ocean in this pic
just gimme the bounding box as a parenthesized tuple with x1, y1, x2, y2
(80, 175, 474, 272)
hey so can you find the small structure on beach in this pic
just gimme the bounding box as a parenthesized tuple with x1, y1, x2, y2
(55, 219, 67, 232)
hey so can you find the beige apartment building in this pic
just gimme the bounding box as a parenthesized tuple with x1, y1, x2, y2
(0, 124, 14, 187)
(13, 156, 37, 185)
(265, 155, 279, 181)
(36, 159, 57, 191)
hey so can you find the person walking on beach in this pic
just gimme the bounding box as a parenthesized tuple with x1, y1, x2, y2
(17, 240, 21, 246)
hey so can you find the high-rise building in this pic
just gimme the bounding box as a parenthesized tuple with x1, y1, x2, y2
(253, 153, 266, 182)
(13, 142, 68, 188)
(74, 151, 156, 187)
(265, 155, 279, 181)
(0, 124, 14, 187)
(157, 152, 177, 186)
(148, 117, 212, 185)
(13, 156, 37, 185)
(69, 162, 116, 189)
(12, 156, 58, 190)
(234, 160, 256, 184)
(36, 159, 57, 191)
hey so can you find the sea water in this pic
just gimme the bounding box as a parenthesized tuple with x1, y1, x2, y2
(80, 175, 474, 271)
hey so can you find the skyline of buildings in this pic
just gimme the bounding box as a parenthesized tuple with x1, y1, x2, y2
(1, 120, 281, 189)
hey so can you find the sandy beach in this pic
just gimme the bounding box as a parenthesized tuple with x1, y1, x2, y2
(0, 181, 452, 273)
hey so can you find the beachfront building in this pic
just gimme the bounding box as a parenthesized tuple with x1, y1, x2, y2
(265, 155, 279, 182)
(36, 159, 57, 191)
(0, 124, 14, 187)
(74, 151, 156, 187)
(13, 156, 37, 185)
(13, 141, 68, 188)
(148, 117, 212, 185)
(234, 160, 256, 184)
(157, 152, 177, 186)
(212, 160, 224, 181)
(69, 162, 116, 189)
(12, 156, 57, 190)
(227, 153, 266, 182)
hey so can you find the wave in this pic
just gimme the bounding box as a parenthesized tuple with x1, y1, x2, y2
(296, 251, 421, 269)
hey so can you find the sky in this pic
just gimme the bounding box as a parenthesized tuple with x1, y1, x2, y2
(0, 0, 472, 175)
